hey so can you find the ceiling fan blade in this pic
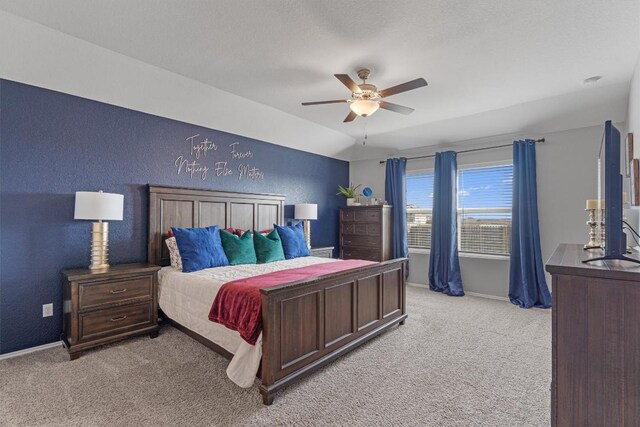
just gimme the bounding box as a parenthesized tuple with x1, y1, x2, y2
(335, 74, 362, 93)
(343, 111, 357, 122)
(379, 101, 414, 115)
(379, 78, 428, 98)
(301, 99, 348, 106)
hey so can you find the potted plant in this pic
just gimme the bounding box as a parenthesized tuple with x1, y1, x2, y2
(337, 183, 362, 206)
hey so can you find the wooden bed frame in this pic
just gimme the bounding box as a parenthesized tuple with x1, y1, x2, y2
(148, 185, 407, 404)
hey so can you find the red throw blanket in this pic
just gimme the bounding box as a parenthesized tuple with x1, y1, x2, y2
(209, 260, 376, 345)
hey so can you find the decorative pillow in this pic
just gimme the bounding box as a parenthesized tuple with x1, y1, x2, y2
(224, 227, 244, 237)
(274, 222, 310, 259)
(253, 229, 285, 264)
(220, 230, 257, 265)
(165, 236, 183, 270)
(171, 225, 229, 273)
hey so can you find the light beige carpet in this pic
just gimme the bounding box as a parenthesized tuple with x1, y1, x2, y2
(0, 285, 551, 427)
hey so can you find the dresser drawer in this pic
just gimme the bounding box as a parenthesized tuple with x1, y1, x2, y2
(79, 275, 153, 310)
(79, 302, 152, 341)
(341, 246, 381, 262)
(341, 235, 380, 247)
(342, 223, 381, 236)
(355, 209, 381, 222)
(341, 209, 356, 221)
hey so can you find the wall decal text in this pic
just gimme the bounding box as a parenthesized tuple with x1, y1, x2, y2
(175, 135, 264, 181)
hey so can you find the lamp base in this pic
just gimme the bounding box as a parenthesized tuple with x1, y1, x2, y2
(90, 221, 110, 271)
(302, 220, 311, 249)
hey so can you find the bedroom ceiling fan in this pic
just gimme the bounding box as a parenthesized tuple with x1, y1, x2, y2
(301, 69, 428, 122)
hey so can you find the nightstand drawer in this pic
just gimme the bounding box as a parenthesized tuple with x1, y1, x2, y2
(309, 247, 334, 258)
(79, 276, 153, 310)
(79, 302, 152, 341)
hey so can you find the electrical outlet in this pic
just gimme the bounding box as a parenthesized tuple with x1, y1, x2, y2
(42, 303, 53, 317)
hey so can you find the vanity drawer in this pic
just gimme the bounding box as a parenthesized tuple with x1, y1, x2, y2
(79, 302, 152, 341)
(79, 276, 153, 310)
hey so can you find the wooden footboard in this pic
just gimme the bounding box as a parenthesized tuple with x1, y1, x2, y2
(259, 258, 407, 405)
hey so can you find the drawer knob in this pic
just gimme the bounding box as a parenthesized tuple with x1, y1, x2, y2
(110, 315, 128, 322)
(110, 288, 128, 294)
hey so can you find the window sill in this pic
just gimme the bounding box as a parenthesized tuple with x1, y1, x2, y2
(408, 248, 510, 261)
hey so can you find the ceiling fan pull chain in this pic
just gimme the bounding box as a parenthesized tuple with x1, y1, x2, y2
(363, 122, 368, 146)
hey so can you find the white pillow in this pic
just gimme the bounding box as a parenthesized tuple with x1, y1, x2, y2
(165, 236, 183, 270)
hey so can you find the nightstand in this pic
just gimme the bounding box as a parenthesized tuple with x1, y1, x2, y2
(309, 246, 335, 258)
(61, 263, 161, 360)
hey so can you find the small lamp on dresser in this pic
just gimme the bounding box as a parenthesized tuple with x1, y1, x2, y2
(74, 190, 124, 271)
(294, 203, 318, 249)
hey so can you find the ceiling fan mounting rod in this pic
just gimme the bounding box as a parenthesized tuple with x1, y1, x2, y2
(357, 68, 370, 82)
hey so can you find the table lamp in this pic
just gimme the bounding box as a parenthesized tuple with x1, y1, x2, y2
(74, 190, 124, 271)
(294, 203, 318, 249)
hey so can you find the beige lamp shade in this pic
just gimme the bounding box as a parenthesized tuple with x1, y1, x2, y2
(294, 203, 318, 220)
(74, 191, 124, 221)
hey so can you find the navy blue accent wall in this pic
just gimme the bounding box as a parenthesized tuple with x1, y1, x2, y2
(0, 79, 349, 354)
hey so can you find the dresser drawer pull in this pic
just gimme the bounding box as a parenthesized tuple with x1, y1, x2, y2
(110, 315, 128, 322)
(109, 288, 128, 294)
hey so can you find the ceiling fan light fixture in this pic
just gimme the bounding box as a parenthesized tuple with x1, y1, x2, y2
(349, 100, 380, 117)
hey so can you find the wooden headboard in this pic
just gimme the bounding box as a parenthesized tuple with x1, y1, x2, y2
(148, 185, 285, 266)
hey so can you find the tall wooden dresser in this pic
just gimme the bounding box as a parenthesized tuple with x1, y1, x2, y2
(340, 205, 393, 262)
(545, 244, 640, 427)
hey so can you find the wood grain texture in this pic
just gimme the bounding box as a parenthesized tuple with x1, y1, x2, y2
(357, 275, 382, 330)
(340, 205, 393, 262)
(148, 186, 407, 405)
(148, 185, 285, 266)
(259, 258, 407, 405)
(62, 264, 160, 360)
(324, 282, 355, 347)
(625, 284, 640, 425)
(280, 291, 321, 369)
(555, 275, 588, 426)
(546, 243, 640, 426)
(309, 247, 335, 259)
(382, 269, 402, 318)
(79, 276, 152, 310)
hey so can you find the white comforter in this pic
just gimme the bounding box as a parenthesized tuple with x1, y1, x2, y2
(158, 256, 338, 387)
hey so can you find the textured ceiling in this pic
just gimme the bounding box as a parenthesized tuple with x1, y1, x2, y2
(1, 0, 639, 157)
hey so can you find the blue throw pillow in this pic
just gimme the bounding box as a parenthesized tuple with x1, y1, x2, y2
(171, 225, 229, 272)
(274, 222, 310, 259)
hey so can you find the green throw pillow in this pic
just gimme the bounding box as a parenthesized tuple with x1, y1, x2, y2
(219, 230, 257, 265)
(253, 229, 285, 264)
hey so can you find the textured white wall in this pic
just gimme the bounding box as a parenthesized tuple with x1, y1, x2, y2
(0, 11, 354, 160)
(351, 125, 605, 297)
(630, 54, 640, 158)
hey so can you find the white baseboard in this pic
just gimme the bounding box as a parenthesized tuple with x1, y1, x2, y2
(407, 282, 510, 302)
(406, 281, 429, 288)
(0, 341, 61, 361)
(464, 291, 510, 302)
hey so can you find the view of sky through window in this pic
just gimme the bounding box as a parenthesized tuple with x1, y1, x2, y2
(407, 164, 513, 217)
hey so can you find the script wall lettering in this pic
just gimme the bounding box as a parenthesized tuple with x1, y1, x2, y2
(175, 135, 265, 181)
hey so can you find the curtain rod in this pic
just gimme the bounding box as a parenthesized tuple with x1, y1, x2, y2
(378, 138, 546, 165)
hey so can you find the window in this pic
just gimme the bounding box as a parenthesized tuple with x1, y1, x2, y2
(407, 163, 513, 256)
